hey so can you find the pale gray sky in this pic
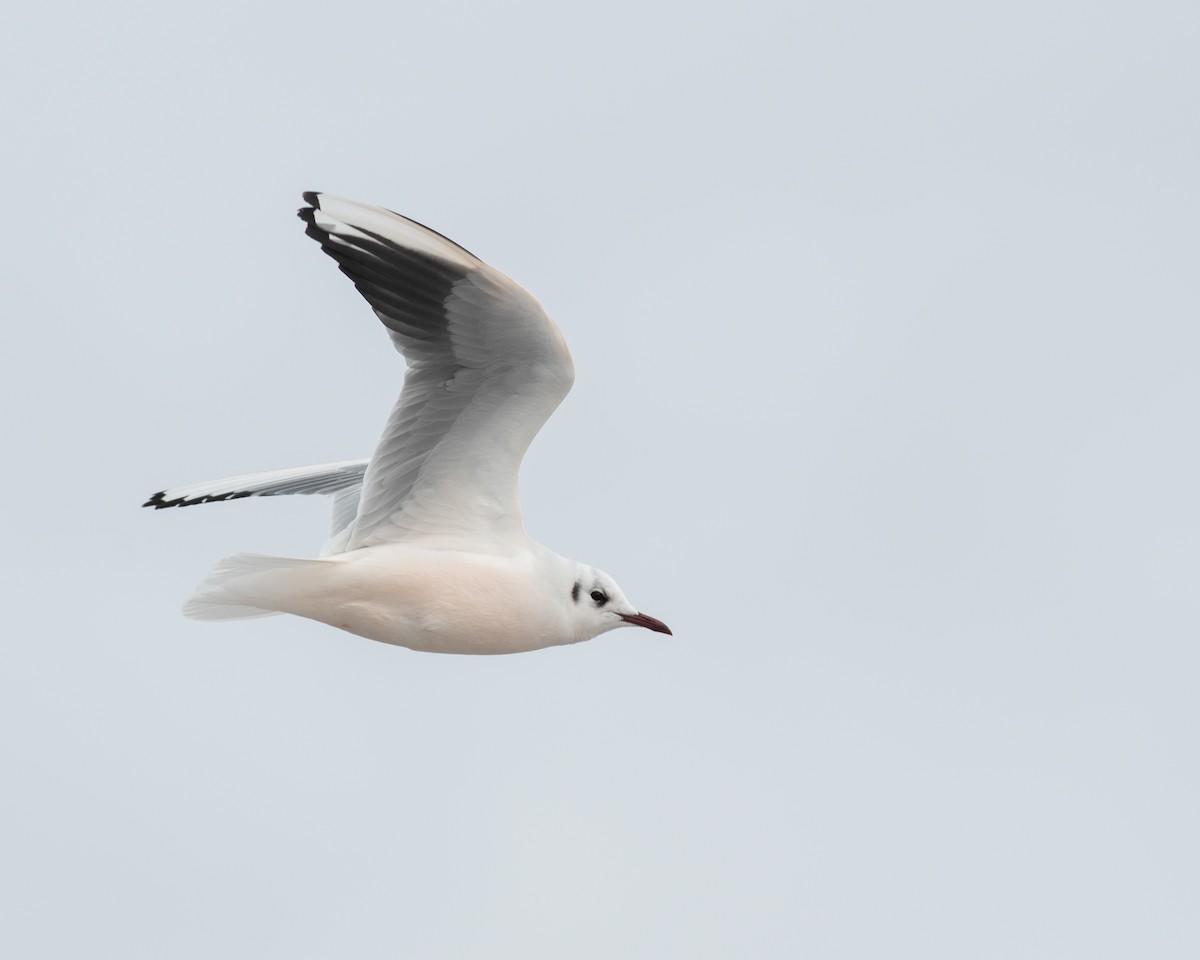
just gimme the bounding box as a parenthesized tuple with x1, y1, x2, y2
(3, 1, 1199, 957)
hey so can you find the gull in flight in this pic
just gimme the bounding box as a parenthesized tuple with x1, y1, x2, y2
(145, 193, 671, 654)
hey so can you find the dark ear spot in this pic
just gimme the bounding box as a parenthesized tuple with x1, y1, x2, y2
(571, 580, 581, 603)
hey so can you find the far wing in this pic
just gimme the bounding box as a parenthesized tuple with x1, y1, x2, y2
(298, 193, 574, 552)
(143, 459, 369, 541)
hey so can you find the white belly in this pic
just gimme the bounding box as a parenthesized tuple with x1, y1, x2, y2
(276, 544, 576, 655)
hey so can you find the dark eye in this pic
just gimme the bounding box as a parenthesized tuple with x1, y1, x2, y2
(590, 590, 608, 605)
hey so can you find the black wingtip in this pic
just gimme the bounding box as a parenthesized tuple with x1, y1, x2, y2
(143, 490, 254, 509)
(297, 191, 321, 221)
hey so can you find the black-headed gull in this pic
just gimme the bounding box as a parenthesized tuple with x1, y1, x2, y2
(145, 193, 671, 654)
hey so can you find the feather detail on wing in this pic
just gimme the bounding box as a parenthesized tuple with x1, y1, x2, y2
(298, 193, 574, 552)
(143, 459, 369, 542)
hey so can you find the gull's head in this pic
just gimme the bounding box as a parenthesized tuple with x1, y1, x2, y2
(568, 566, 672, 642)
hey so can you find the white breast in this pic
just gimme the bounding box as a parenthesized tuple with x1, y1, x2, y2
(276, 545, 576, 655)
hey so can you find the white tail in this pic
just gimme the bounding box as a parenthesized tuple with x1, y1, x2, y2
(183, 553, 327, 621)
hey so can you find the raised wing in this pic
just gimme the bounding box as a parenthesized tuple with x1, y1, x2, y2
(298, 193, 574, 552)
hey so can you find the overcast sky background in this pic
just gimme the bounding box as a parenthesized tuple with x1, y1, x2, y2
(3, 1, 1198, 957)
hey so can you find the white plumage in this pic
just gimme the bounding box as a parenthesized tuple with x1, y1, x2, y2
(146, 193, 670, 654)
